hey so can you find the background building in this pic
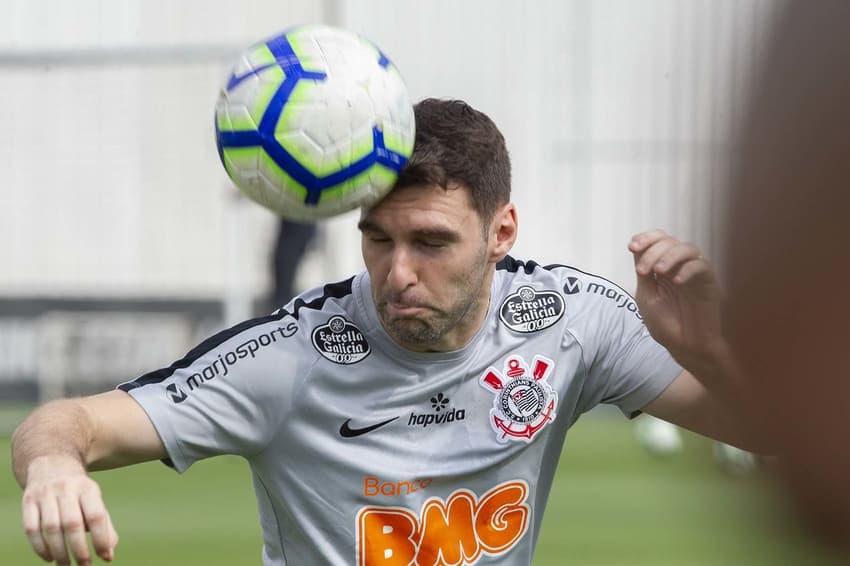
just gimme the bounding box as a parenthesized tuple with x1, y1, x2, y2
(0, 0, 777, 399)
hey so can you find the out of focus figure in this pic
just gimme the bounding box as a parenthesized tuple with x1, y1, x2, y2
(269, 219, 317, 310)
(634, 415, 757, 474)
(724, 0, 850, 552)
(634, 415, 682, 456)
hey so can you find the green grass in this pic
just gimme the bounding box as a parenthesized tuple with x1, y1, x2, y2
(539, 417, 838, 565)
(0, 414, 840, 565)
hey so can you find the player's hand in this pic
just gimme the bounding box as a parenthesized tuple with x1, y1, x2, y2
(629, 229, 724, 369)
(21, 455, 119, 565)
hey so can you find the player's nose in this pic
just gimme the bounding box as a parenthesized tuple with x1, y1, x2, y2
(386, 247, 418, 292)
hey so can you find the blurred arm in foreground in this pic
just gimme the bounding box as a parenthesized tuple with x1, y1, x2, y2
(724, 0, 850, 553)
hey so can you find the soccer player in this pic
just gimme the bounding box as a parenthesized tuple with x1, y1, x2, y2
(12, 99, 752, 565)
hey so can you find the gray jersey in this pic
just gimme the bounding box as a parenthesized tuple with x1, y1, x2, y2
(120, 256, 681, 565)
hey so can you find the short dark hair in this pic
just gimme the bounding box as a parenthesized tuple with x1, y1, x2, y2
(394, 98, 511, 223)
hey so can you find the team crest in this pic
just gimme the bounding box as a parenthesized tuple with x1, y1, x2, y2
(498, 286, 565, 333)
(479, 355, 558, 443)
(312, 315, 371, 364)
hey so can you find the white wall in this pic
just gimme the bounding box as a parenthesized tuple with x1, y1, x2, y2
(0, 0, 324, 300)
(0, 0, 778, 302)
(342, 0, 778, 285)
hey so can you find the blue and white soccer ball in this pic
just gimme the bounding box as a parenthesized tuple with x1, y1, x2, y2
(215, 25, 416, 221)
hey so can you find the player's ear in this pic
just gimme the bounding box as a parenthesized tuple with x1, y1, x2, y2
(488, 202, 518, 262)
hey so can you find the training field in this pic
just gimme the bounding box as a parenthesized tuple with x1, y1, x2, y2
(0, 412, 838, 565)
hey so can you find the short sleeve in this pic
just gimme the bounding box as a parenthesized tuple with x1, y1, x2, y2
(568, 277, 682, 418)
(118, 314, 308, 472)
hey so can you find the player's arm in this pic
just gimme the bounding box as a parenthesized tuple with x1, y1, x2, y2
(641, 368, 762, 450)
(12, 389, 166, 565)
(628, 229, 765, 452)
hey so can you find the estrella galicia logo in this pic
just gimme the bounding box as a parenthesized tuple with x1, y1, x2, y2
(312, 315, 371, 364)
(499, 286, 565, 333)
(563, 276, 582, 294)
(166, 383, 188, 404)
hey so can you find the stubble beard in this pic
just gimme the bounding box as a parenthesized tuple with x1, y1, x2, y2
(377, 258, 490, 351)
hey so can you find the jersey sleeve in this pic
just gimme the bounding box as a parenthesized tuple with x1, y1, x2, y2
(117, 313, 309, 473)
(567, 274, 682, 418)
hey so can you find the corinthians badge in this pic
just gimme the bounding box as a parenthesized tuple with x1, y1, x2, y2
(479, 354, 558, 443)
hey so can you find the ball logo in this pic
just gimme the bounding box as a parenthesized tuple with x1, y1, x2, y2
(329, 316, 347, 333)
(479, 355, 558, 443)
(356, 480, 530, 565)
(312, 315, 371, 364)
(498, 286, 565, 333)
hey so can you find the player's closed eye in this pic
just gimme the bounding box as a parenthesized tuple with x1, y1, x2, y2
(418, 240, 447, 249)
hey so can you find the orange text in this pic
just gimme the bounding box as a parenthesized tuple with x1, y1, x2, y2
(356, 480, 529, 565)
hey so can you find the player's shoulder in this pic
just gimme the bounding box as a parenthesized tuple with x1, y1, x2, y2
(210, 277, 362, 360)
(495, 255, 642, 319)
(495, 254, 613, 290)
(276, 273, 375, 365)
(278, 276, 358, 318)
(273, 274, 368, 334)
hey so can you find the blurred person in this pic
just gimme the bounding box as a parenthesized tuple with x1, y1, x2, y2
(269, 218, 317, 311)
(724, 0, 850, 552)
(634, 414, 683, 456)
(13, 99, 757, 565)
(634, 415, 757, 474)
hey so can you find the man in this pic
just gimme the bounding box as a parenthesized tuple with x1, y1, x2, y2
(13, 99, 747, 565)
(269, 218, 317, 312)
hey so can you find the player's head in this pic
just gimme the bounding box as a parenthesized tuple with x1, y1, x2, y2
(359, 99, 517, 353)
(394, 98, 512, 230)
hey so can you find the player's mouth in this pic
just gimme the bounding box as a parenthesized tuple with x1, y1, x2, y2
(385, 302, 428, 317)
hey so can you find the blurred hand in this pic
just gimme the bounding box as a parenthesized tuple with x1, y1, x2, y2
(628, 229, 724, 369)
(22, 455, 118, 566)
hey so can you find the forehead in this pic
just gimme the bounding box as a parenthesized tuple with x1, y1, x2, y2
(361, 183, 481, 232)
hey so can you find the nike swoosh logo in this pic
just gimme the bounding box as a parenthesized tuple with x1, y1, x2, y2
(339, 416, 399, 438)
(226, 62, 278, 91)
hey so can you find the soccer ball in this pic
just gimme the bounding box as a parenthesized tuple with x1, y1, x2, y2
(634, 415, 683, 457)
(215, 25, 415, 221)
